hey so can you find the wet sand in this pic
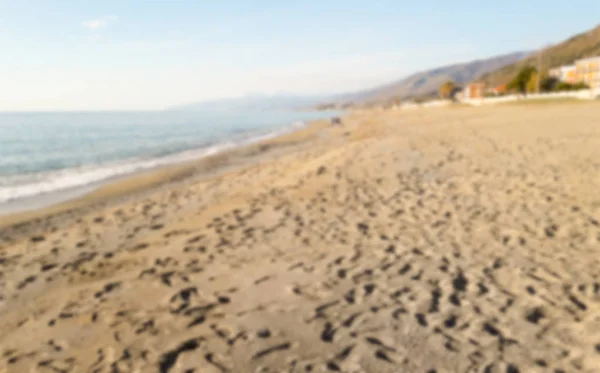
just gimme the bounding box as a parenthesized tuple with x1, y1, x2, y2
(1, 103, 600, 373)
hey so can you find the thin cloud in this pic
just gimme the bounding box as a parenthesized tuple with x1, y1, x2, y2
(82, 15, 118, 30)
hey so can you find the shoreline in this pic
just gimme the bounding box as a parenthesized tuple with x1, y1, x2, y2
(0, 109, 341, 216)
(0, 116, 338, 238)
(2, 104, 600, 372)
(0, 120, 305, 217)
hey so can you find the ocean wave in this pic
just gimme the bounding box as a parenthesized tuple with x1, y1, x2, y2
(0, 121, 304, 205)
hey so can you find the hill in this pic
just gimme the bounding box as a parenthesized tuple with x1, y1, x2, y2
(481, 24, 600, 87)
(328, 51, 528, 106)
(176, 52, 528, 111)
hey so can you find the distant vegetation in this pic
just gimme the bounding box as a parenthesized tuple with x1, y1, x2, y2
(555, 81, 590, 91)
(481, 24, 600, 87)
(322, 52, 527, 107)
(506, 65, 590, 95)
(507, 66, 537, 94)
(318, 23, 600, 109)
(541, 76, 590, 91)
(438, 80, 458, 99)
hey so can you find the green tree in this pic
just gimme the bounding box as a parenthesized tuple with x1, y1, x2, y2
(526, 71, 539, 93)
(555, 81, 590, 91)
(540, 74, 559, 92)
(508, 66, 537, 94)
(571, 81, 590, 90)
(439, 80, 457, 99)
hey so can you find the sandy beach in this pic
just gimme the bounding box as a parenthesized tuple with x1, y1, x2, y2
(2, 102, 600, 373)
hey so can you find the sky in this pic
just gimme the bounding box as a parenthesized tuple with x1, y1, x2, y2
(1, 0, 599, 111)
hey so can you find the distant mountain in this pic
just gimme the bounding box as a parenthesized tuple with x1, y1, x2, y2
(173, 51, 530, 111)
(171, 93, 330, 111)
(328, 51, 528, 106)
(481, 24, 600, 87)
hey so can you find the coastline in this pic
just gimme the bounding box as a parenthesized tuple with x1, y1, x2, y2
(0, 109, 341, 213)
(0, 116, 339, 237)
(2, 104, 600, 372)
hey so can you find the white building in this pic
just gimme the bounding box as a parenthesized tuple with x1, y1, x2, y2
(575, 56, 600, 89)
(548, 65, 577, 84)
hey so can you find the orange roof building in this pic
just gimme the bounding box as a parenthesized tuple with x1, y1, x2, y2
(463, 83, 486, 99)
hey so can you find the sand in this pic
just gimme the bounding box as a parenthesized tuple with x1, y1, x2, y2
(1, 103, 600, 373)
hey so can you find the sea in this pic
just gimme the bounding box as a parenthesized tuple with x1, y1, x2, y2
(0, 109, 339, 214)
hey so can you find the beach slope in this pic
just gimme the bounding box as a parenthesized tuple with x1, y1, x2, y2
(2, 104, 600, 373)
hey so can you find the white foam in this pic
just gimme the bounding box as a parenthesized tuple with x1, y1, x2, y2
(0, 121, 304, 207)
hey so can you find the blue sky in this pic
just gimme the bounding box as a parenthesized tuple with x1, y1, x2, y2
(1, 1, 599, 110)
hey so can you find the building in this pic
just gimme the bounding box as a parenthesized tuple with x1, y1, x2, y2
(487, 83, 507, 95)
(463, 83, 486, 99)
(548, 65, 578, 84)
(546, 56, 599, 89)
(575, 56, 600, 89)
